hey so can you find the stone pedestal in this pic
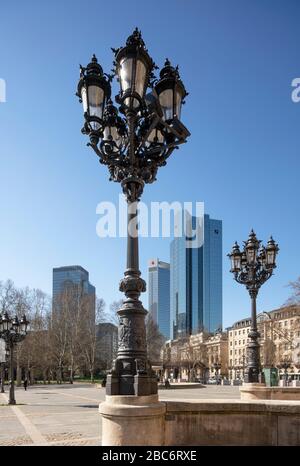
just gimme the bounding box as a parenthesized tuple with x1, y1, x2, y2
(99, 394, 166, 446)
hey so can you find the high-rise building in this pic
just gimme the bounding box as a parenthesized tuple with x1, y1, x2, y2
(148, 259, 170, 339)
(52, 265, 96, 321)
(170, 213, 222, 339)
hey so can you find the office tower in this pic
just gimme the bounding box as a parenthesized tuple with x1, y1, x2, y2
(148, 258, 170, 339)
(52, 265, 96, 321)
(170, 213, 222, 339)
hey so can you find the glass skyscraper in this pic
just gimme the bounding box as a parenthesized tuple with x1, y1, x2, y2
(148, 259, 170, 339)
(170, 213, 222, 339)
(52, 265, 96, 321)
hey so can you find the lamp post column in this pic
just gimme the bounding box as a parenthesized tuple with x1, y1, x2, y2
(1, 363, 5, 393)
(245, 287, 260, 383)
(109, 190, 151, 396)
(9, 340, 16, 405)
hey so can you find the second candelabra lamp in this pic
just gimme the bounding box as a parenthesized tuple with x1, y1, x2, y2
(228, 230, 279, 383)
(77, 29, 190, 396)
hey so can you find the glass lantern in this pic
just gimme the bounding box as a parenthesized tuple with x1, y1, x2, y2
(228, 242, 242, 272)
(77, 55, 111, 131)
(265, 236, 279, 268)
(245, 230, 260, 265)
(154, 59, 187, 122)
(114, 29, 154, 110)
(101, 100, 126, 154)
(1, 313, 10, 332)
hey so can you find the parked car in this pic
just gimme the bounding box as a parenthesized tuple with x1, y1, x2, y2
(222, 378, 231, 385)
(207, 378, 217, 385)
(232, 378, 243, 386)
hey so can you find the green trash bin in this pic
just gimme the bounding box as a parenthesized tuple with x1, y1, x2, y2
(263, 367, 278, 386)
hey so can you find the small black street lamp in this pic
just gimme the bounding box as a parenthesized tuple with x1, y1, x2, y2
(0, 313, 29, 404)
(240, 354, 247, 380)
(228, 230, 279, 383)
(213, 362, 221, 384)
(279, 360, 290, 386)
(77, 29, 190, 396)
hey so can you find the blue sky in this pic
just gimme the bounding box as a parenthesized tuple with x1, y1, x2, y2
(0, 0, 300, 327)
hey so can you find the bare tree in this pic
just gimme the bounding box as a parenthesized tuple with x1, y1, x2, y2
(0, 280, 17, 314)
(96, 298, 106, 324)
(18, 288, 51, 385)
(109, 300, 122, 326)
(286, 277, 300, 305)
(262, 338, 276, 368)
(50, 293, 70, 383)
(180, 338, 194, 381)
(146, 314, 165, 364)
(0, 279, 115, 384)
(78, 296, 106, 382)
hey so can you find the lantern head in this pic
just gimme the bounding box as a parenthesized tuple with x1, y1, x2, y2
(228, 241, 242, 272)
(77, 55, 111, 132)
(154, 58, 187, 123)
(114, 28, 155, 111)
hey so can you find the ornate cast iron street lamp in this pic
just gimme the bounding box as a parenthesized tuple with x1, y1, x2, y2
(77, 29, 190, 396)
(228, 230, 279, 383)
(0, 313, 29, 404)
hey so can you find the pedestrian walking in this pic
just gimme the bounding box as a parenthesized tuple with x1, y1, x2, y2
(23, 378, 28, 391)
(164, 378, 170, 389)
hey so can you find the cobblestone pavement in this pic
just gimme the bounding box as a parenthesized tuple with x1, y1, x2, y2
(0, 383, 240, 446)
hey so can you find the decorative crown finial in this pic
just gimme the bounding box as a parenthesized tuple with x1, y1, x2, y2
(125, 28, 145, 48)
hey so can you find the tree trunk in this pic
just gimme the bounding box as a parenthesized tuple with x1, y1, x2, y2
(57, 366, 62, 384)
(29, 367, 34, 385)
(70, 366, 73, 384)
(16, 352, 22, 387)
(16, 365, 22, 387)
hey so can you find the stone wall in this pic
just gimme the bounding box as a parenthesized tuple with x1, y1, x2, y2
(240, 385, 300, 400)
(163, 400, 300, 446)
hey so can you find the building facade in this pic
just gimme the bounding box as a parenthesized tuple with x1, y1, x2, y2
(227, 306, 300, 381)
(52, 265, 96, 321)
(148, 258, 170, 339)
(170, 213, 222, 339)
(205, 332, 229, 379)
(162, 306, 300, 384)
(163, 331, 228, 382)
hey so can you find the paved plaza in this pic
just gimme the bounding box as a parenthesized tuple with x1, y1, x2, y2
(0, 383, 240, 446)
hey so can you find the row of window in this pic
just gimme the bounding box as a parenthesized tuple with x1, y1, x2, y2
(230, 348, 246, 356)
(229, 317, 300, 337)
(230, 339, 248, 346)
(229, 328, 250, 337)
(229, 359, 246, 366)
(229, 323, 300, 339)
